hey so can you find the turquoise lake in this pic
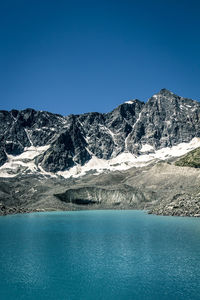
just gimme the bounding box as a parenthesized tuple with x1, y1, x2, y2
(0, 210, 200, 300)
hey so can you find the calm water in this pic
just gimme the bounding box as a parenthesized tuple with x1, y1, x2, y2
(0, 210, 200, 300)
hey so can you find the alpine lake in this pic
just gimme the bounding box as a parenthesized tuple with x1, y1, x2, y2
(0, 210, 200, 300)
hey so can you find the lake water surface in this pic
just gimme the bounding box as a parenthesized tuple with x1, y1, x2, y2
(0, 210, 200, 300)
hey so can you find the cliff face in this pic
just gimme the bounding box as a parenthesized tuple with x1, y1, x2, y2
(1, 89, 200, 176)
(127, 89, 200, 151)
(55, 185, 147, 207)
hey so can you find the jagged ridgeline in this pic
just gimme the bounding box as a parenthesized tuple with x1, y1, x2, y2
(1, 88, 200, 174)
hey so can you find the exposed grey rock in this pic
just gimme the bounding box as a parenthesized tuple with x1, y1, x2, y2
(0, 147, 7, 167)
(127, 89, 200, 152)
(55, 185, 147, 207)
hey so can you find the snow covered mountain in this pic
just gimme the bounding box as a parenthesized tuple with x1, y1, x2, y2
(1, 88, 200, 178)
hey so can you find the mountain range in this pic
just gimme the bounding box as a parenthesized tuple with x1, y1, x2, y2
(1, 88, 200, 217)
(1, 88, 200, 178)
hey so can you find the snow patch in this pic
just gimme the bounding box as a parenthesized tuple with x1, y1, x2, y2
(0, 145, 50, 178)
(124, 100, 134, 105)
(152, 94, 159, 99)
(154, 138, 200, 159)
(14, 145, 50, 160)
(24, 129, 33, 146)
(140, 144, 154, 153)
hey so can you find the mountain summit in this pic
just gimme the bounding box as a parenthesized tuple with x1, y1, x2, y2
(157, 88, 174, 96)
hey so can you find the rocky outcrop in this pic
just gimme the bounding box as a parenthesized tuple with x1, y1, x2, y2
(0, 202, 37, 216)
(148, 194, 200, 217)
(55, 185, 147, 207)
(39, 123, 91, 172)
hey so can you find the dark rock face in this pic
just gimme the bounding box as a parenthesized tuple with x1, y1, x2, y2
(0, 147, 7, 167)
(127, 89, 200, 152)
(39, 122, 91, 172)
(1, 89, 200, 172)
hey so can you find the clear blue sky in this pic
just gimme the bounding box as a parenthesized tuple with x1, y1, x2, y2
(0, 0, 200, 115)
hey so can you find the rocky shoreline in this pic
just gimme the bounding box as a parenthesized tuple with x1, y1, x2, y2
(0, 204, 143, 217)
(148, 195, 200, 217)
(1, 193, 200, 218)
(0, 203, 43, 216)
(1, 204, 200, 218)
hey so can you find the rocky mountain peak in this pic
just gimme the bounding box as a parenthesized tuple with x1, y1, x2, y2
(158, 88, 174, 96)
(149, 89, 175, 102)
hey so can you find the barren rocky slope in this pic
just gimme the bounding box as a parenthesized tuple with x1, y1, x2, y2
(1, 158, 200, 217)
